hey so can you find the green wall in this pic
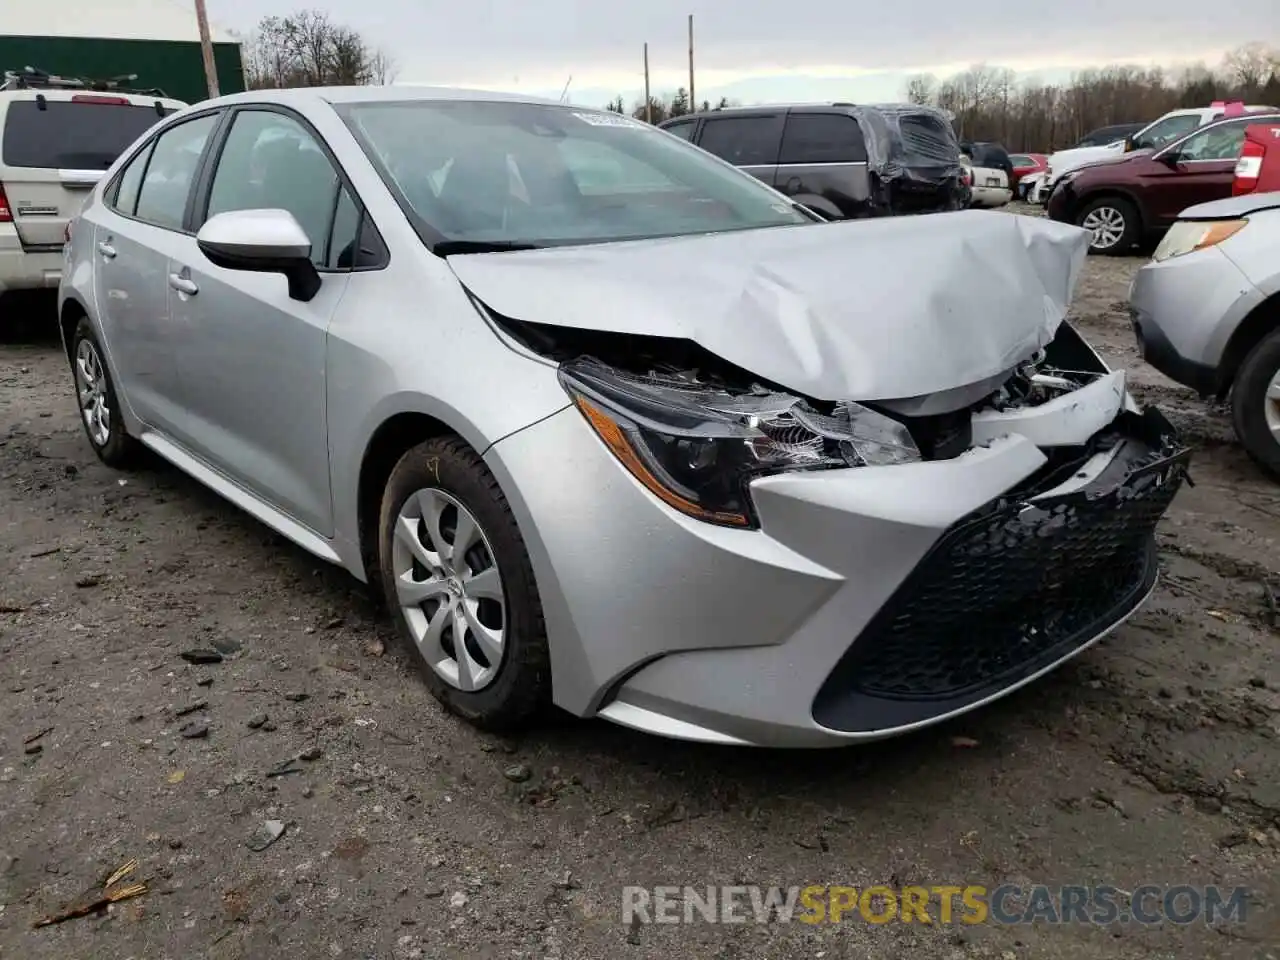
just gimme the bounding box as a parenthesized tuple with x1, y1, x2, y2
(0, 36, 243, 104)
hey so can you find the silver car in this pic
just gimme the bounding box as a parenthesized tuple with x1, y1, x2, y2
(1129, 192, 1280, 477)
(59, 86, 1190, 747)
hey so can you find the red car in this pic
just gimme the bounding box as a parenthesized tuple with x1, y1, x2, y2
(1233, 122, 1280, 195)
(1046, 111, 1280, 253)
(1009, 152, 1047, 185)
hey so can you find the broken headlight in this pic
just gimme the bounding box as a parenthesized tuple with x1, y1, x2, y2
(558, 358, 920, 528)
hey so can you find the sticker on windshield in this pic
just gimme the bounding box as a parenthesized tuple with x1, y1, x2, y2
(572, 112, 642, 128)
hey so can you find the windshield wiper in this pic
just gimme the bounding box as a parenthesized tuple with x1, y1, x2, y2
(432, 240, 541, 256)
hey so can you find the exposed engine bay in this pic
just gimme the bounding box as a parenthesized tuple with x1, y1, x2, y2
(494, 311, 1146, 467)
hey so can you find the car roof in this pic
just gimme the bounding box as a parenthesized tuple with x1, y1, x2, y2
(0, 87, 185, 110)
(198, 85, 565, 110)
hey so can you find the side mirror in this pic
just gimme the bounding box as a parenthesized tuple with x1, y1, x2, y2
(1155, 150, 1181, 168)
(196, 208, 322, 302)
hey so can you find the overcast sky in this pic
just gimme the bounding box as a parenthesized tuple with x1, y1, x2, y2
(205, 0, 1269, 106)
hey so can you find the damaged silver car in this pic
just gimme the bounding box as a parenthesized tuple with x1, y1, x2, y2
(58, 86, 1191, 747)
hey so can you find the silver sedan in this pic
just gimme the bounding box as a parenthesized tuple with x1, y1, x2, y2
(59, 86, 1189, 746)
(1129, 192, 1280, 477)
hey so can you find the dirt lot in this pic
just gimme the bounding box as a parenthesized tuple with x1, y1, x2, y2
(1, 208, 1278, 959)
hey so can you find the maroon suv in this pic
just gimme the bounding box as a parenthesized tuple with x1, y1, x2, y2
(1047, 111, 1280, 254)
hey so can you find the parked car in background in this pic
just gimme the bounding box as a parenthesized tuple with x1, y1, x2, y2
(960, 141, 1016, 191)
(1010, 152, 1047, 191)
(1069, 123, 1147, 149)
(1046, 112, 1280, 253)
(660, 102, 966, 219)
(1233, 123, 1280, 195)
(960, 151, 1011, 208)
(0, 66, 184, 319)
(1034, 106, 1277, 204)
(1025, 124, 1143, 201)
(1129, 192, 1280, 475)
(59, 86, 1189, 746)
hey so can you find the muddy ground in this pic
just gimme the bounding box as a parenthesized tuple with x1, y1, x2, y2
(1, 205, 1278, 959)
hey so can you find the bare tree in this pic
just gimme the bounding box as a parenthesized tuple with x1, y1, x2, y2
(243, 10, 395, 89)
(1223, 41, 1278, 93)
(905, 73, 936, 105)
(895, 43, 1279, 151)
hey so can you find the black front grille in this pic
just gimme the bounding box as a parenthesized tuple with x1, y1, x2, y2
(814, 412, 1189, 733)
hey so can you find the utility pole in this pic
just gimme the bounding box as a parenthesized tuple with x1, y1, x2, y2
(643, 43, 651, 124)
(688, 15, 695, 111)
(194, 0, 220, 99)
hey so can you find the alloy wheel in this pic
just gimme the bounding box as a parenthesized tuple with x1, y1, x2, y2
(74, 338, 111, 447)
(1264, 367, 1280, 443)
(1081, 206, 1126, 251)
(391, 487, 506, 691)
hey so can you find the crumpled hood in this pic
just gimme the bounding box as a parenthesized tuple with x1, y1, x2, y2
(448, 211, 1090, 401)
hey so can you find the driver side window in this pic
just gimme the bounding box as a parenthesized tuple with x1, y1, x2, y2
(204, 110, 341, 268)
(1139, 115, 1202, 150)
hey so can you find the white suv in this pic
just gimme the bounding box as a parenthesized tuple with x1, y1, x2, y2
(0, 69, 185, 316)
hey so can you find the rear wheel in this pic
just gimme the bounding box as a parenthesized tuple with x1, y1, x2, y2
(70, 317, 141, 467)
(1231, 328, 1280, 478)
(377, 436, 550, 730)
(1076, 196, 1140, 255)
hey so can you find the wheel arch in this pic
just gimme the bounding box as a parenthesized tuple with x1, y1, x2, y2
(58, 294, 91, 360)
(1217, 290, 1280, 399)
(1072, 187, 1147, 232)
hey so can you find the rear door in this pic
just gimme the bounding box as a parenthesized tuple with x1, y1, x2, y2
(0, 93, 175, 251)
(775, 112, 870, 218)
(693, 113, 784, 186)
(90, 110, 222, 432)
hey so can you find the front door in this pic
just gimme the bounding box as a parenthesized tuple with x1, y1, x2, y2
(1141, 120, 1252, 226)
(166, 107, 352, 537)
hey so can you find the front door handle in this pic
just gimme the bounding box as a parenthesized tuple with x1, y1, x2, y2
(168, 273, 199, 296)
(784, 176, 802, 193)
(97, 241, 116, 259)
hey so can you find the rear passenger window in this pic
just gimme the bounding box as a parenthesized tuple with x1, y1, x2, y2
(697, 116, 782, 166)
(111, 142, 154, 216)
(134, 113, 219, 230)
(779, 115, 867, 164)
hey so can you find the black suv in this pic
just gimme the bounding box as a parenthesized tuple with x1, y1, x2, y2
(660, 103, 965, 219)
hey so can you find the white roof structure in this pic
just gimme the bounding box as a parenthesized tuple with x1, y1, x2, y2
(2, 0, 239, 44)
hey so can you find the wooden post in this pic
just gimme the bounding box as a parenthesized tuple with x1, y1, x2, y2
(643, 43, 651, 123)
(688, 15, 695, 111)
(194, 0, 220, 98)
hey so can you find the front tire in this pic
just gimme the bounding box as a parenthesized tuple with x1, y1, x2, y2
(70, 317, 141, 467)
(377, 436, 550, 730)
(1231, 328, 1280, 478)
(1076, 196, 1140, 255)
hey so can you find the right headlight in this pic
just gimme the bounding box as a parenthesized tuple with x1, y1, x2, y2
(558, 358, 921, 528)
(1153, 218, 1247, 262)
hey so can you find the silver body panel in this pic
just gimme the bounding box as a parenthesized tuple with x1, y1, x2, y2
(60, 86, 1176, 746)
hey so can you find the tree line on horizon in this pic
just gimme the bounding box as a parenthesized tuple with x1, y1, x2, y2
(605, 42, 1280, 151)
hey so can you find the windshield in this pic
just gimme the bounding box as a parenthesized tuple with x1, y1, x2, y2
(336, 99, 810, 250)
(1, 100, 175, 169)
(1133, 114, 1203, 150)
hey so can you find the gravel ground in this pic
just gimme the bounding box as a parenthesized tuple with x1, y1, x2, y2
(1, 206, 1278, 959)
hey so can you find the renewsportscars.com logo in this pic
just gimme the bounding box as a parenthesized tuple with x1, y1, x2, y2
(621, 884, 1251, 926)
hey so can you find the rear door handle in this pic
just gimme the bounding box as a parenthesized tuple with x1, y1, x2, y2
(97, 241, 116, 259)
(168, 273, 199, 296)
(784, 176, 802, 192)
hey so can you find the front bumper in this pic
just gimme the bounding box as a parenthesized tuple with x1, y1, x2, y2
(1127, 247, 1265, 397)
(488, 397, 1189, 748)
